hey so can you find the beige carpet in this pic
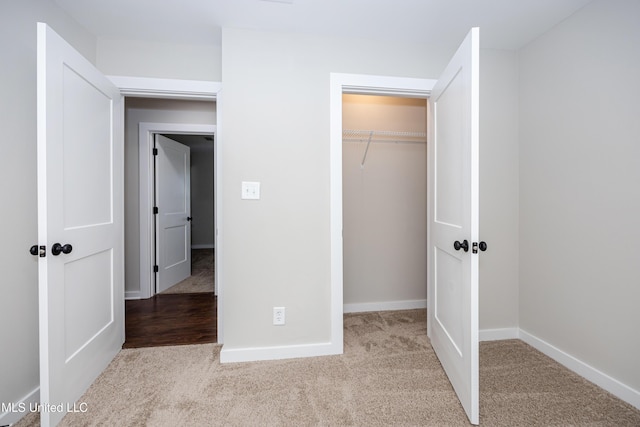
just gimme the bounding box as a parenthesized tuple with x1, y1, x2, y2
(161, 249, 214, 294)
(16, 310, 640, 426)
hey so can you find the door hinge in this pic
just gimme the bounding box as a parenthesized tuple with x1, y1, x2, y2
(153, 206, 159, 214)
(153, 265, 159, 273)
(152, 148, 158, 156)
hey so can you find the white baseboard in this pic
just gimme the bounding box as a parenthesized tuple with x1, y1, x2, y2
(220, 341, 342, 364)
(0, 386, 39, 426)
(479, 327, 520, 342)
(519, 329, 640, 410)
(191, 244, 214, 249)
(344, 299, 427, 313)
(125, 290, 141, 300)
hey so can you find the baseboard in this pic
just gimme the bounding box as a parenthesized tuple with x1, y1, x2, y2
(220, 341, 342, 364)
(0, 386, 39, 426)
(519, 328, 640, 410)
(125, 290, 141, 300)
(479, 327, 519, 342)
(344, 299, 427, 313)
(191, 244, 214, 249)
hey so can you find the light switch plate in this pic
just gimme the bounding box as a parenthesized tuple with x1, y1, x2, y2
(241, 181, 260, 200)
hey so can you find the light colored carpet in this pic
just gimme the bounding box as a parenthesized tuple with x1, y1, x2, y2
(161, 249, 214, 294)
(15, 310, 640, 426)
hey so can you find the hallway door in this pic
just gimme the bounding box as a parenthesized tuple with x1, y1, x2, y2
(155, 134, 192, 293)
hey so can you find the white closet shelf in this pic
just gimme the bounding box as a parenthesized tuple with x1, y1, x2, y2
(342, 129, 427, 168)
(342, 129, 427, 144)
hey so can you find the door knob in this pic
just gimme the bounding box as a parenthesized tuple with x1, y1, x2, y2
(30, 245, 38, 256)
(453, 240, 469, 252)
(51, 243, 73, 256)
(187, 217, 193, 222)
(479, 241, 487, 251)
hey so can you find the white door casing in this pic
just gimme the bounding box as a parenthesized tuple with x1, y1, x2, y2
(37, 22, 124, 427)
(428, 28, 480, 425)
(155, 134, 191, 293)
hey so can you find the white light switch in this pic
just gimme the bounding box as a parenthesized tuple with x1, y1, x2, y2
(241, 181, 261, 200)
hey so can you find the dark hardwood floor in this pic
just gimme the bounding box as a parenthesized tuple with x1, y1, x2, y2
(124, 293, 217, 348)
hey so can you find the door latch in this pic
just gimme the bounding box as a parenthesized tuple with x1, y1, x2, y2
(472, 241, 488, 254)
(30, 245, 46, 257)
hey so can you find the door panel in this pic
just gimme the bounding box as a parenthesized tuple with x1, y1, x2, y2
(155, 135, 191, 293)
(37, 23, 123, 427)
(428, 27, 480, 425)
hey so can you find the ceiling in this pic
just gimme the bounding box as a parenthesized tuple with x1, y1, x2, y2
(53, 0, 593, 50)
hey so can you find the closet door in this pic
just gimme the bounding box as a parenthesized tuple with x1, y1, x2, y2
(428, 27, 480, 425)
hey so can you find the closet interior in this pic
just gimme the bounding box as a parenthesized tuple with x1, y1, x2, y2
(342, 94, 428, 310)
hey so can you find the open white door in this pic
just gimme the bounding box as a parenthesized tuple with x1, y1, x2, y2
(155, 134, 191, 293)
(428, 28, 480, 425)
(37, 23, 124, 426)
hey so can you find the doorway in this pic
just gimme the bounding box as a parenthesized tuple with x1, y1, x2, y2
(121, 96, 219, 347)
(342, 94, 428, 313)
(155, 133, 215, 296)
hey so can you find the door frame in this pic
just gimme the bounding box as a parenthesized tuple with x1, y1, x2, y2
(329, 73, 436, 352)
(107, 76, 224, 342)
(139, 123, 217, 299)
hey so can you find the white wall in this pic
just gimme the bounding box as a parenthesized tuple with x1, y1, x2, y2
(124, 98, 216, 297)
(97, 38, 221, 81)
(219, 27, 520, 352)
(342, 95, 428, 308)
(519, 0, 640, 393)
(0, 1, 97, 422)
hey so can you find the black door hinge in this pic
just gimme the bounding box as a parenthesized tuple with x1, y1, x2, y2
(153, 265, 159, 273)
(153, 206, 159, 214)
(152, 148, 158, 155)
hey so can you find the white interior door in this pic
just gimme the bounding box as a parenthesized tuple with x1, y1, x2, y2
(428, 27, 480, 425)
(37, 23, 124, 427)
(155, 134, 191, 293)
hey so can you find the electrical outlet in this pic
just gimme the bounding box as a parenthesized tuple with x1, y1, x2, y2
(273, 307, 285, 325)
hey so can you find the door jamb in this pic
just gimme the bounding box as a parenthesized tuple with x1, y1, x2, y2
(108, 76, 224, 343)
(329, 73, 436, 352)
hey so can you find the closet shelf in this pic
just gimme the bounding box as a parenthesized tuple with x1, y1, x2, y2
(342, 129, 427, 144)
(343, 129, 427, 168)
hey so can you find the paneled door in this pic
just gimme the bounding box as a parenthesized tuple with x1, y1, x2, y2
(428, 27, 480, 425)
(37, 23, 124, 427)
(155, 134, 192, 293)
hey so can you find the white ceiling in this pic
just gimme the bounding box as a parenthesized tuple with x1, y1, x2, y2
(53, 0, 593, 50)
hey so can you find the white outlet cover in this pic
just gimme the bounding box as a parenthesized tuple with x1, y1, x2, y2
(242, 181, 260, 200)
(273, 307, 285, 325)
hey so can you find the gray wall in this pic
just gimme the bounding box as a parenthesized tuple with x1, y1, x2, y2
(0, 0, 97, 420)
(189, 143, 215, 249)
(124, 98, 216, 297)
(219, 27, 520, 350)
(342, 95, 428, 307)
(97, 38, 221, 81)
(519, 0, 640, 392)
(479, 49, 520, 330)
